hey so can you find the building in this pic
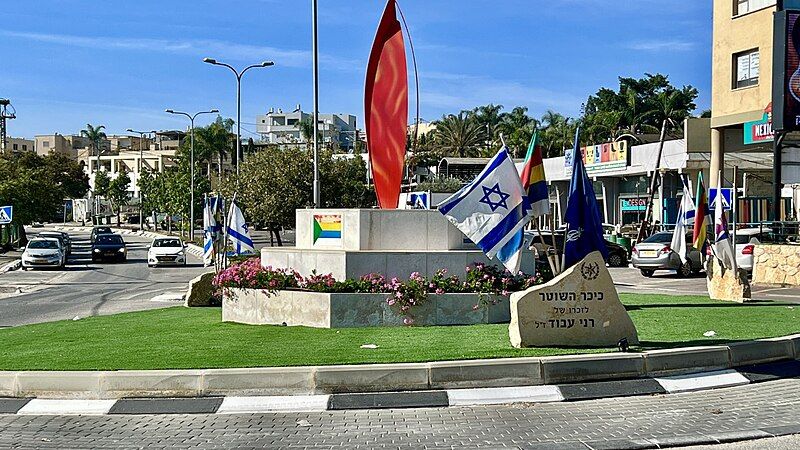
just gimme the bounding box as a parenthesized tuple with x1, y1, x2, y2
(710, 0, 800, 219)
(256, 106, 359, 151)
(3, 137, 34, 153)
(34, 133, 109, 158)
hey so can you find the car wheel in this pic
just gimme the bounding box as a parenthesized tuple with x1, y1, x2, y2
(640, 269, 655, 278)
(608, 253, 624, 268)
(678, 262, 693, 278)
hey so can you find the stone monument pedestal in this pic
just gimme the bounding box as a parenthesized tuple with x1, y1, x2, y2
(509, 251, 638, 348)
(705, 258, 751, 303)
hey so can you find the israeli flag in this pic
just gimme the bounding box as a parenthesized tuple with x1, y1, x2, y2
(203, 196, 220, 266)
(438, 148, 533, 273)
(227, 201, 255, 255)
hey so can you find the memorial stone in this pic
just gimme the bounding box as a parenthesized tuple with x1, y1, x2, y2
(509, 251, 639, 348)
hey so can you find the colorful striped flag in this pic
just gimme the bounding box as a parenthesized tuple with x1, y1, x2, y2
(519, 130, 550, 218)
(692, 172, 711, 251)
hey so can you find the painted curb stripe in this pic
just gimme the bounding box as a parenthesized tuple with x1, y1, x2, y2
(655, 369, 750, 394)
(582, 438, 658, 449)
(558, 378, 666, 401)
(217, 395, 330, 414)
(328, 391, 449, 410)
(736, 359, 800, 383)
(447, 385, 563, 406)
(0, 398, 32, 414)
(109, 397, 223, 415)
(18, 399, 116, 415)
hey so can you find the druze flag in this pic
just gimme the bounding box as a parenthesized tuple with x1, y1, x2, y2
(438, 147, 533, 273)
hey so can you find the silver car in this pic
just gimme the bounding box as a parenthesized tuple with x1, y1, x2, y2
(632, 231, 703, 277)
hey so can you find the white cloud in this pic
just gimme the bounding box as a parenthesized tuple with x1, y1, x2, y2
(627, 40, 696, 52)
(1, 31, 358, 69)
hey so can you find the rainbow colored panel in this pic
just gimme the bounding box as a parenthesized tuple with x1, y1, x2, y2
(313, 215, 342, 245)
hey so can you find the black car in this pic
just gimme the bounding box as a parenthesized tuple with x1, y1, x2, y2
(90, 226, 113, 243)
(91, 234, 127, 262)
(529, 232, 629, 268)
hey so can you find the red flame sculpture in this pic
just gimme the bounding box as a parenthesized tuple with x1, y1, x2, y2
(365, 0, 408, 209)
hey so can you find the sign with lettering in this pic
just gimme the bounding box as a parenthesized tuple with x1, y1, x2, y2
(620, 198, 647, 212)
(744, 104, 774, 145)
(509, 251, 639, 348)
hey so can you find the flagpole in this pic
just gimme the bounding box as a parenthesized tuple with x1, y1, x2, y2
(535, 223, 558, 276)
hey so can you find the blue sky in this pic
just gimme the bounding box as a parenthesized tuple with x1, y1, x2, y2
(2, 0, 711, 139)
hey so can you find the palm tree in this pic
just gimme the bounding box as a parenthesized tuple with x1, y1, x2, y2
(432, 112, 485, 158)
(498, 107, 536, 158)
(473, 104, 504, 153)
(81, 124, 107, 175)
(296, 117, 316, 149)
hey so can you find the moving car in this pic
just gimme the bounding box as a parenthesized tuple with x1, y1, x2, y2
(631, 231, 703, 277)
(90, 226, 113, 243)
(91, 234, 127, 262)
(527, 231, 629, 268)
(22, 238, 65, 269)
(38, 231, 71, 256)
(147, 237, 187, 267)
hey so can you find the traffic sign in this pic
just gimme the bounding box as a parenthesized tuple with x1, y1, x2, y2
(0, 206, 12, 224)
(708, 188, 732, 211)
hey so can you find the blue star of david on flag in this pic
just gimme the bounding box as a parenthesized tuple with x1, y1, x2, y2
(479, 183, 510, 211)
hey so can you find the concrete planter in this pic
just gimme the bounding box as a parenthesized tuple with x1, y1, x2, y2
(222, 288, 509, 328)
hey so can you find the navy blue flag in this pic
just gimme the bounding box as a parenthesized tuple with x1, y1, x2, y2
(563, 127, 608, 268)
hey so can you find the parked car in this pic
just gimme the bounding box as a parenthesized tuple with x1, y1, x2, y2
(90, 226, 113, 243)
(631, 231, 703, 277)
(38, 231, 71, 256)
(21, 238, 65, 269)
(91, 234, 127, 262)
(527, 231, 629, 268)
(147, 237, 187, 267)
(734, 227, 773, 272)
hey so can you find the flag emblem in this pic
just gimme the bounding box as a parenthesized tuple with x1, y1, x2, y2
(479, 184, 510, 211)
(313, 215, 343, 246)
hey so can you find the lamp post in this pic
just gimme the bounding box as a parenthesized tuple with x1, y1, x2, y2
(202, 58, 274, 176)
(165, 109, 218, 241)
(126, 128, 156, 231)
(312, 0, 320, 207)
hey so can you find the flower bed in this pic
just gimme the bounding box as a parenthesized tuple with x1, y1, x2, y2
(215, 258, 545, 328)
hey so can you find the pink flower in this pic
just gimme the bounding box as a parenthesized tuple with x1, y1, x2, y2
(403, 317, 414, 325)
(472, 304, 480, 311)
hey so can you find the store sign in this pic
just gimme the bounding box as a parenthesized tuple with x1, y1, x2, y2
(620, 198, 647, 212)
(773, 11, 800, 131)
(565, 140, 629, 175)
(744, 105, 774, 144)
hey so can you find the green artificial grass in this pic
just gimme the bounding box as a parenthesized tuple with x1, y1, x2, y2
(0, 294, 798, 371)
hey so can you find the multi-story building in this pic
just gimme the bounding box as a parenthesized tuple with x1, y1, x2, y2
(35, 133, 109, 158)
(256, 106, 359, 151)
(3, 137, 34, 153)
(710, 0, 800, 219)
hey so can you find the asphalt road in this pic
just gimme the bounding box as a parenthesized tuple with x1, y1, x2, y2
(1, 378, 798, 449)
(0, 228, 210, 327)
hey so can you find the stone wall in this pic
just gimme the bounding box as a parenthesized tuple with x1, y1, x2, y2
(752, 245, 800, 286)
(222, 289, 510, 328)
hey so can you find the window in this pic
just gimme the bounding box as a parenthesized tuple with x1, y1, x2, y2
(22, 145, 27, 151)
(733, 49, 759, 89)
(43, 141, 50, 147)
(734, 0, 776, 16)
(12, 144, 18, 150)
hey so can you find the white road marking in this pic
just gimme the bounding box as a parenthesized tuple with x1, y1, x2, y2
(447, 385, 564, 406)
(217, 395, 331, 414)
(655, 370, 750, 394)
(17, 399, 117, 415)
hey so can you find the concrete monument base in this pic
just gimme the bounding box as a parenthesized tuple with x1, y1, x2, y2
(222, 289, 510, 328)
(509, 251, 639, 348)
(705, 258, 751, 303)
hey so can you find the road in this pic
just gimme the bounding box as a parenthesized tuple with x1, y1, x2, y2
(0, 227, 210, 327)
(0, 378, 798, 449)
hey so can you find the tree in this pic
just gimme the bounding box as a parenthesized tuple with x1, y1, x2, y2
(499, 106, 537, 158)
(432, 112, 485, 157)
(108, 171, 131, 225)
(472, 104, 504, 153)
(40, 152, 90, 199)
(177, 116, 235, 181)
(80, 124, 107, 171)
(296, 117, 316, 149)
(94, 170, 111, 199)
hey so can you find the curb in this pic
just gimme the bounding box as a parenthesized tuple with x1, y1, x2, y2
(0, 361, 798, 416)
(0, 336, 798, 400)
(0, 259, 21, 273)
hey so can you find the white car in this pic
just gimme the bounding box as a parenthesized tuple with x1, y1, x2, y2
(147, 237, 187, 267)
(22, 238, 65, 269)
(735, 227, 773, 272)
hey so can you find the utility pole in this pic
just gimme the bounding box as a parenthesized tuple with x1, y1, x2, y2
(0, 99, 16, 154)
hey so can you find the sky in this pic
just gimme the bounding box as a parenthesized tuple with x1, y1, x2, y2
(1, 0, 711, 139)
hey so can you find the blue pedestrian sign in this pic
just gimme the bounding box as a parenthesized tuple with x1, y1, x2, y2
(0, 206, 12, 224)
(708, 188, 732, 211)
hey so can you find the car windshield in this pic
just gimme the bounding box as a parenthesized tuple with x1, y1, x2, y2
(28, 240, 59, 249)
(643, 232, 672, 244)
(94, 227, 112, 234)
(735, 233, 771, 244)
(96, 235, 123, 245)
(153, 239, 181, 248)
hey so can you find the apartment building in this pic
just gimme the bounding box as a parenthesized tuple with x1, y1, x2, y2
(256, 106, 359, 151)
(3, 137, 34, 153)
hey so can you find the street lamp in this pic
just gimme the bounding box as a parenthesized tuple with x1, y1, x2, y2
(126, 128, 156, 231)
(165, 109, 219, 241)
(202, 57, 274, 176)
